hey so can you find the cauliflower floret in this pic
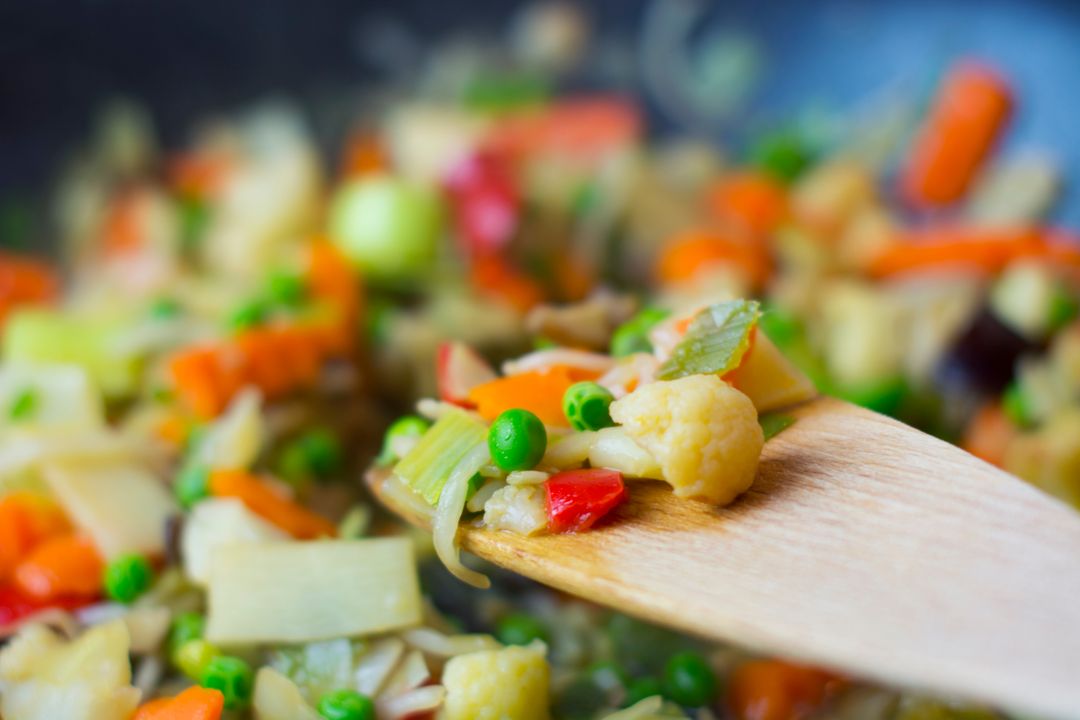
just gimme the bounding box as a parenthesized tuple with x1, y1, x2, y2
(483, 485, 548, 536)
(609, 374, 763, 505)
(0, 620, 141, 720)
(441, 642, 551, 720)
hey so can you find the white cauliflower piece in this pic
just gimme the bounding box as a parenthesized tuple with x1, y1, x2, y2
(440, 642, 551, 720)
(0, 620, 141, 720)
(483, 485, 548, 536)
(609, 374, 763, 505)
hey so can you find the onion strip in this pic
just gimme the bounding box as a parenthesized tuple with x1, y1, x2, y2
(432, 442, 491, 588)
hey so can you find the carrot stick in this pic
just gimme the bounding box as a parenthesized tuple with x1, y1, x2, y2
(707, 171, 789, 238)
(133, 686, 225, 720)
(209, 470, 337, 539)
(866, 226, 1043, 278)
(901, 61, 1013, 207)
(14, 534, 103, 601)
(657, 229, 771, 288)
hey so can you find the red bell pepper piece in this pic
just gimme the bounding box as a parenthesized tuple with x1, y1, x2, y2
(544, 469, 626, 533)
(0, 584, 87, 629)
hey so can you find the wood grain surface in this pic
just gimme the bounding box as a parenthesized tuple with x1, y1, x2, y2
(368, 396, 1080, 719)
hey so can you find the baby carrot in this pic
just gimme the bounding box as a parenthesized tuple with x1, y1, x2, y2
(901, 61, 1013, 207)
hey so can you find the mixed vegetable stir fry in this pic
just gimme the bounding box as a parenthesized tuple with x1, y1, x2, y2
(0, 3, 1078, 719)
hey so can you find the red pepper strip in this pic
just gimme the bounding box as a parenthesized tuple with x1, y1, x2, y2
(544, 469, 626, 533)
(0, 584, 87, 630)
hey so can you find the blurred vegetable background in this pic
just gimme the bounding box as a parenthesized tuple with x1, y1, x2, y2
(2, 0, 1079, 242)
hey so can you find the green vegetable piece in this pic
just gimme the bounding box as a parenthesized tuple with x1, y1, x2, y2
(555, 676, 609, 720)
(148, 297, 181, 320)
(178, 196, 209, 252)
(329, 176, 443, 282)
(8, 388, 37, 421)
(200, 655, 254, 711)
(611, 307, 670, 358)
(175, 465, 210, 509)
(662, 651, 716, 707)
(176, 638, 220, 679)
(268, 271, 307, 308)
(657, 300, 761, 381)
(496, 612, 549, 646)
(750, 131, 813, 183)
(1002, 381, 1036, 429)
(759, 413, 795, 441)
(317, 689, 376, 720)
(562, 381, 615, 432)
(103, 553, 153, 604)
(834, 376, 908, 416)
(624, 677, 663, 706)
(229, 299, 269, 332)
(463, 71, 550, 113)
(395, 409, 489, 505)
(1047, 289, 1079, 332)
(167, 612, 205, 659)
(488, 409, 547, 472)
(758, 305, 803, 349)
(297, 429, 342, 480)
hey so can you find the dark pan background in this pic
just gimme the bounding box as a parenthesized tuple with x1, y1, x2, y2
(2, 0, 1079, 227)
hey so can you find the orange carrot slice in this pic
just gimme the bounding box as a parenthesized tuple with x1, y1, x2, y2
(133, 686, 225, 720)
(467, 365, 600, 427)
(14, 534, 103, 602)
(209, 470, 337, 539)
(707, 171, 789, 238)
(657, 229, 771, 288)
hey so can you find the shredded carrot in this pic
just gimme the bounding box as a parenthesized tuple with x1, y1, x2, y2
(469, 255, 546, 313)
(729, 660, 844, 720)
(707, 171, 789, 238)
(901, 61, 1013, 207)
(962, 403, 1017, 468)
(484, 96, 641, 164)
(467, 365, 600, 427)
(13, 534, 103, 602)
(866, 226, 1045, 278)
(133, 686, 225, 720)
(656, 229, 771, 288)
(209, 470, 337, 539)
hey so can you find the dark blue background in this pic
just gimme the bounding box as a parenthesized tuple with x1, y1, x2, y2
(1, 0, 1078, 225)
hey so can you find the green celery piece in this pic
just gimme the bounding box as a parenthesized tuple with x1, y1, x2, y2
(394, 409, 488, 505)
(759, 413, 795, 441)
(657, 300, 761, 381)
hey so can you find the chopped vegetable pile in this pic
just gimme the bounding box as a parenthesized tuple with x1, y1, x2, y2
(0, 3, 1075, 719)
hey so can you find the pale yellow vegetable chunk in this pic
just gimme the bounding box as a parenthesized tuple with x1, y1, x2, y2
(181, 498, 287, 586)
(253, 668, 321, 720)
(43, 459, 178, 559)
(441, 642, 551, 720)
(0, 620, 140, 720)
(725, 333, 816, 413)
(206, 538, 422, 645)
(610, 374, 763, 505)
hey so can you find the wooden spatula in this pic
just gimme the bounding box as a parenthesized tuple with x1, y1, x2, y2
(366, 396, 1080, 719)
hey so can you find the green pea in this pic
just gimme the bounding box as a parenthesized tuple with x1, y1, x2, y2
(1002, 381, 1036, 429)
(623, 676, 663, 706)
(329, 176, 443, 282)
(228, 299, 269, 332)
(175, 464, 210, 509)
(175, 638, 220, 679)
(488, 409, 547, 472)
(167, 612, 205, 659)
(300, 429, 342, 479)
(496, 612, 549, 646)
(317, 689, 376, 720)
(563, 381, 615, 432)
(148, 297, 181, 320)
(662, 651, 715, 707)
(611, 307, 669, 357)
(200, 655, 254, 711)
(588, 661, 630, 693)
(267, 271, 307, 308)
(758, 304, 803, 349)
(102, 554, 153, 604)
(8, 388, 37, 421)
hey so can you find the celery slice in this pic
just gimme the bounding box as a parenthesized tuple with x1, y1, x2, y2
(657, 300, 761, 381)
(394, 409, 488, 505)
